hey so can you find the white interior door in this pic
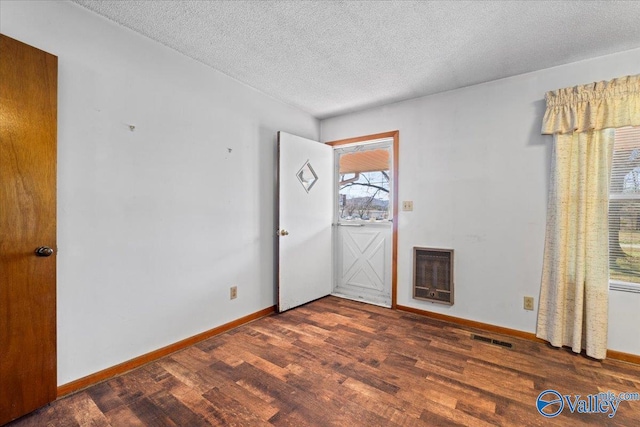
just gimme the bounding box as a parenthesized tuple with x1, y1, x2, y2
(277, 132, 333, 312)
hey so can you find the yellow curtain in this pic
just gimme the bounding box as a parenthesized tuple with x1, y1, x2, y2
(537, 74, 640, 360)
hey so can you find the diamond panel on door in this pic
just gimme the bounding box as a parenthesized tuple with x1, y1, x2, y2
(296, 160, 318, 193)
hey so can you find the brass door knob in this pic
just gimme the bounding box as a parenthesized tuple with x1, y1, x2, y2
(279, 229, 289, 236)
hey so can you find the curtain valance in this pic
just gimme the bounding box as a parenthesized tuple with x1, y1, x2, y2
(542, 74, 640, 135)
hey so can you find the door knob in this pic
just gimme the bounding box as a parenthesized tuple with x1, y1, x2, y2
(35, 246, 54, 257)
(279, 229, 289, 236)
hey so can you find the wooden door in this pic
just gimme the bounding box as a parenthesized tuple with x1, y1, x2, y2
(0, 34, 58, 424)
(277, 132, 333, 312)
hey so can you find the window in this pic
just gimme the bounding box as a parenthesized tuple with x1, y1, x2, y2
(609, 126, 640, 292)
(336, 145, 391, 221)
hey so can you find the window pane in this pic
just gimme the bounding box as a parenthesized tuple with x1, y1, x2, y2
(339, 171, 390, 220)
(610, 126, 640, 285)
(610, 199, 640, 284)
(338, 149, 390, 221)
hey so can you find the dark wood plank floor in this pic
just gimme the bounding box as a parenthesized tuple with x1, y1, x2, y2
(7, 296, 640, 426)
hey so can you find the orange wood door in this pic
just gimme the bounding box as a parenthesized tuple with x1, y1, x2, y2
(0, 34, 58, 424)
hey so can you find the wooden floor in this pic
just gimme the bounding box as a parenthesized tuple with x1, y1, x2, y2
(7, 296, 640, 426)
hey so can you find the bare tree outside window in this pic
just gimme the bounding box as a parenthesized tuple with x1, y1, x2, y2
(339, 171, 390, 220)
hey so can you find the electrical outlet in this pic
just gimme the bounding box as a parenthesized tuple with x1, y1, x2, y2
(230, 286, 237, 300)
(402, 201, 414, 211)
(524, 296, 534, 311)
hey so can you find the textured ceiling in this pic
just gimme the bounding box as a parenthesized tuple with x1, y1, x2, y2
(72, 1, 640, 119)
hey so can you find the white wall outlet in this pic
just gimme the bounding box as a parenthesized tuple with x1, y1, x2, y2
(230, 286, 237, 300)
(402, 201, 414, 211)
(524, 296, 534, 311)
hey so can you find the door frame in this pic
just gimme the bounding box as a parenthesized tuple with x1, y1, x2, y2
(326, 131, 399, 308)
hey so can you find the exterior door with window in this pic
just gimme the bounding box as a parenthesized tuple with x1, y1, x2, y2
(332, 141, 393, 307)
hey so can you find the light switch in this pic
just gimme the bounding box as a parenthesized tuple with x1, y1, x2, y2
(402, 201, 413, 211)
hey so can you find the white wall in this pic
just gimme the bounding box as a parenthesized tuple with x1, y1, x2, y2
(1, 1, 319, 385)
(2, 2, 638, 385)
(322, 48, 640, 355)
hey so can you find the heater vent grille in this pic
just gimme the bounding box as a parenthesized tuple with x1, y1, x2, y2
(472, 334, 514, 349)
(413, 247, 453, 305)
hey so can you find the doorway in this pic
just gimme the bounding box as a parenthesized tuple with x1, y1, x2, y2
(327, 131, 399, 308)
(331, 139, 394, 306)
(277, 131, 398, 312)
